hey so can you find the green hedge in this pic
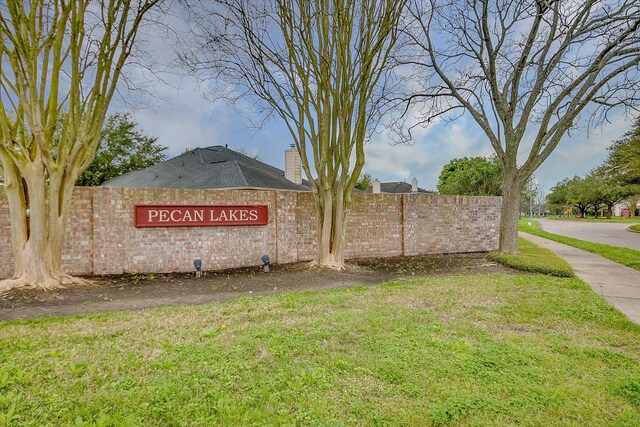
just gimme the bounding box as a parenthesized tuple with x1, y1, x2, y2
(489, 237, 574, 277)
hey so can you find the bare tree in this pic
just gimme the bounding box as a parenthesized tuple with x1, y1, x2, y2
(0, 0, 161, 291)
(403, 0, 640, 253)
(522, 175, 544, 216)
(183, 0, 406, 268)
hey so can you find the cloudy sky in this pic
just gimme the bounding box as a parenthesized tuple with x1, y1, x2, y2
(110, 9, 635, 195)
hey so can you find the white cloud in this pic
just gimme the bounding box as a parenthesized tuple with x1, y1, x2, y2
(363, 116, 494, 190)
(536, 112, 631, 185)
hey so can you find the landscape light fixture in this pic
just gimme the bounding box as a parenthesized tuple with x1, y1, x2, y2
(261, 255, 270, 273)
(193, 259, 202, 278)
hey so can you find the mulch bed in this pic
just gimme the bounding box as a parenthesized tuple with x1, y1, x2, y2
(0, 253, 519, 321)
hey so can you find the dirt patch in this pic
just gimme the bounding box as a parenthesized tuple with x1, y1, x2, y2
(0, 253, 519, 321)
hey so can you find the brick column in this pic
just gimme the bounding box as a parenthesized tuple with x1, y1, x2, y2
(92, 186, 126, 275)
(402, 194, 419, 256)
(275, 191, 298, 264)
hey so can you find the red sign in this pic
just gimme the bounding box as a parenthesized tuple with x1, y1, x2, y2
(135, 205, 268, 228)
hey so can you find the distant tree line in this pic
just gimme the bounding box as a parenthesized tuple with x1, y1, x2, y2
(547, 118, 640, 218)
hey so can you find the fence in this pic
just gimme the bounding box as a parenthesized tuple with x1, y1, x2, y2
(0, 187, 501, 278)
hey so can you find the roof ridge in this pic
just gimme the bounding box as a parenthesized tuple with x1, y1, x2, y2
(101, 144, 311, 191)
(197, 148, 206, 164)
(229, 159, 249, 187)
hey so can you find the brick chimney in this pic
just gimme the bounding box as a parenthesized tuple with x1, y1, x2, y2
(411, 177, 418, 192)
(285, 144, 302, 185)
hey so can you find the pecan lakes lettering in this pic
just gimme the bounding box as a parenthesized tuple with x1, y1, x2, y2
(135, 205, 268, 228)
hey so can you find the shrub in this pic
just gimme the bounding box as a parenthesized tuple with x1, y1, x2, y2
(489, 238, 574, 277)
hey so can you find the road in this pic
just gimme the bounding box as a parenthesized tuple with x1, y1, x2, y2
(537, 219, 640, 251)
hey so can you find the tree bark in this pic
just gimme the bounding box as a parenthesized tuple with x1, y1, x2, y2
(574, 205, 587, 218)
(499, 170, 522, 254)
(0, 163, 79, 292)
(313, 186, 347, 269)
(0, 0, 159, 293)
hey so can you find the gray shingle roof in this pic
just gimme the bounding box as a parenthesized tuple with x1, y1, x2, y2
(101, 146, 310, 191)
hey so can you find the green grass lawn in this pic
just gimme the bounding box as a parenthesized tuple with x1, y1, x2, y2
(2, 274, 640, 426)
(520, 219, 640, 271)
(545, 215, 640, 224)
(489, 237, 573, 277)
(630, 224, 640, 232)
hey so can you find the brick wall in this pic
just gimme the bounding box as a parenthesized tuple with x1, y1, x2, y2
(346, 194, 404, 258)
(0, 187, 501, 278)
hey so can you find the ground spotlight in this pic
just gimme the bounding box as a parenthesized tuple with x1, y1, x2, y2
(193, 259, 202, 278)
(261, 255, 270, 273)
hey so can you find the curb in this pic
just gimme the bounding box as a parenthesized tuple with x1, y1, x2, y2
(627, 225, 640, 234)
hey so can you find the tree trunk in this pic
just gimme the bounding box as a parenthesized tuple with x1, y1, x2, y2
(0, 164, 79, 293)
(499, 170, 522, 254)
(625, 195, 639, 217)
(604, 203, 614, 219)
(313, 186, 347, 269)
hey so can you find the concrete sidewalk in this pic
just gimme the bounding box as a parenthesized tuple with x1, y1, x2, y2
(520, 232, 640, 325)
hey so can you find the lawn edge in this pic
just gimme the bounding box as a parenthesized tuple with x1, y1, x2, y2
(519, 220, 640, 272)
(488, 237, 574, 278)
